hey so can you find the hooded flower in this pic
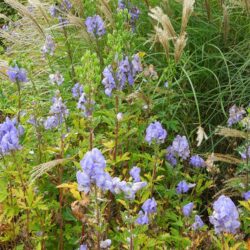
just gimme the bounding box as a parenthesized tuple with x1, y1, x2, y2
(129, 166, 141, 182)
(170, 135, 190, 160)
(72, 83, 84, 99)
(189, 155, 206, 168)
(42, 35, 56, 56)
(192, 215, 204, 230)
(85, 15, 106, 37)
(145, 121, 167, 144)
(209, 195, 240, 234)
(137, 197, 157, 225)
(49, 72, 64, 85)
(182, 202, 194, 217)
(0, 117, 23, 155)
(176, 180, 195, 194)
(7, 65, 28, 83)
(227, 105, 246, 127)
(243, 191, 250, 201)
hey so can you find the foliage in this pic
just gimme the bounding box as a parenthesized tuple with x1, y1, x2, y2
(0, 0, 249, 249)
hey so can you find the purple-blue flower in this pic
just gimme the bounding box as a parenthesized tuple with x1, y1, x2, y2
(49, 5, 57, 17)
(145, 121, 167, 145)
(72, 83, 84, 99)
(102, 54, 142, 96)
(129, 166, 141, 182)
(228, 105, 246, 127)
(142, 198, 157, 214)
(189, 155, 205, 168)
(209, 195, 240, 234)
(176, 180, 195, 194)
(171, 135, 190, 160)
(85, 15, 105, 37)
(42, 35, 56, 56)
(182, 202, 194, 217)
(136, 211, 149, 225)
(0, 117, 23, 155)
(7, 65, 28, 83)
(192, 215, 204, 230)
(239, 146, 250, 160)
(62, 0, 72, 10)
(44, 95, 69, 130)
(166, 146, 177, 166)
(79, 244, 87, 250)
(49, 72, 64, 85)
(243, 191, 250, 201)
(77, 93, 94, 117)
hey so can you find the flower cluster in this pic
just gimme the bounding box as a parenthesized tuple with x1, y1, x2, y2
(227, 105, 246, 127)
(61, 0, 72, 11)
(44, 94, 69, 130)
(7, 65, 28, 83)
(137, 198, 157, 225)
(72, 83, 84, 99)
(189, 155, 206, 168)
(118, 0, 140, 31)
(85, 15, 106, 37)
(77, 148, 146, 199)
(42, 35, 56, 56)
(145, 121, 167, 145)
(209, 195, 240, 234)
(166, 135, 190, 165)
(102, 54, 142, 96)
(49, 72, 64, 86)
(0, 117, 23, 155)
(176, 180, 195, 194)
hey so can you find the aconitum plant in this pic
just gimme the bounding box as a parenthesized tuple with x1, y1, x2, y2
(182, 202, 194, 217)
(192, 215, 204, 230)
(243, 191, 250, 201)
(209, 195, 240, 234)
(41, 35, 56, 56)
(189, 155, 206, 168)
(227, 105, 246, 127)
(239, 145, 250, 160)
(137, 198, 157, 225)
(44, 94, 69, 130)
(7, 65, 28, 83)
(49, 72, 64, 86)
(85, 15, 106, 37)
(145, 121, 167, 144)
(166, 135, 190, 161)
(77, 148, 146, 198)
(0, 117, 23, 155)
(176, 180, 195, 194)
(72, 83, 84, 99)
(102, 54, 142, 96)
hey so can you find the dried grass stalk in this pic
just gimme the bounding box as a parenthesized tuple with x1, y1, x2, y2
(181, 0, 195, 35)
(5, 0, 45, 37)
(98, 0, 114, 28)
(174, 33, 187, 62)
(215, 126, 248, 139)
(212, 153, 243, 165)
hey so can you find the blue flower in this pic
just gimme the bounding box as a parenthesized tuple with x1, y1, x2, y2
(44, 95, 69, 130)
(145, 121, 167, 145)
(171, 135, 190, 160)
(243, 191, 250, 201)
(176, 180, 195, 194)
(7, 65, 28, 83)
(166, 146, 177, 166)
(182, 202, 194, 217)
(79, 244, 87, 250)
(189, 155, 205, 168)
(49, 72, 64, 85)
(227, 105, 246, 127)
(42, 35, 56, 56)
(85, 15, 105, 37)
(129, 166, 141, 182)
(192, 215, 204, 230)
(239, 146, 250, 160)
(209, 195, 240, 234)
(142, 198, 157, 214)
(136, 211, 149, 225)
(72, 83, 83, 99)
(49, 5, 57, 17)
(0, 117, 23, 155)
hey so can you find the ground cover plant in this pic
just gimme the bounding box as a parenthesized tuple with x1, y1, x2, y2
(0, 0, 249, 249)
